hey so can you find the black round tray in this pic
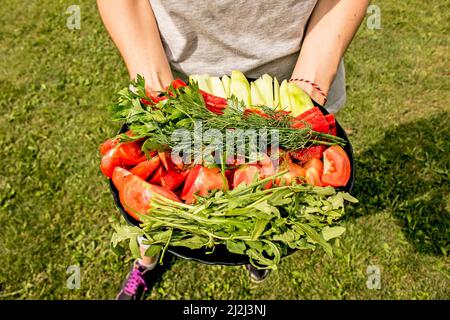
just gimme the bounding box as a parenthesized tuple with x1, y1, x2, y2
(109, 105, 355, 265)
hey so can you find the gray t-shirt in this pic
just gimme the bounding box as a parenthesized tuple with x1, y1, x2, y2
(149, 0, 345, 112)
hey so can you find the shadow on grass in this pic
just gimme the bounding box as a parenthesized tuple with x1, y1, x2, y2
(347, 112, 449, 255)
(143, 253, 179, 300)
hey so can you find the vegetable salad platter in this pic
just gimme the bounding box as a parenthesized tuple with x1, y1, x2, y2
(100, 71, 356, 269)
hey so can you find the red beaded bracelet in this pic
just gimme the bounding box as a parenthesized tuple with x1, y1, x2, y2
(288, 78, 328, 103)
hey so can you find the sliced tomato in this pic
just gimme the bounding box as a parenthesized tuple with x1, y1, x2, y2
(112, 167, 132, 192)
(100, 138, 119, 155)
(180, 165, 202, 199)
(290, 145, 325, 164)
(233, 165, 260, 188)
(100, 148, 120, 178)
(304, 158, 324, 187)
(304, 158, 323, 173)
(117, 141, 147, 164)
(148, 165, 165, 186)
(305, 167, 323, 187)
(161, 169, 189, 191)
(257, 153, 275, 177)
(275, 162, 306, 186)
(158, 151, 185, 171)
(100, 140, 147, 178)
(181, 165, 225, 204)
(321, 145, 351, 187)
(119, 173, 181, 221)
(158, 152, 172, 171)
(130, 156, 161, 180)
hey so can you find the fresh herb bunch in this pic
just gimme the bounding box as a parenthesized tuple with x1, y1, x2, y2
(112, 174, 358, 270)
(108, 75, 346, 155)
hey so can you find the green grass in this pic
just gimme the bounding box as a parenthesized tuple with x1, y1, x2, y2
(0, 0, 449, 300)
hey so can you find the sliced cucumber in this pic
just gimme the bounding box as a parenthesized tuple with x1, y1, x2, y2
(189, 74, 212, 93)
(261, 74, 274, 108)
(221, 75, 231, 98)
(250, 81, 265, 106)
(273, 77, 280, 110)
(287, 82, 314, 117)
(230, 70, 251, 106)
(279, 79, 291, 112)
(209, 76, 227, 98)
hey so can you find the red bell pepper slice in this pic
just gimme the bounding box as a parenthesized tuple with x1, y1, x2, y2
(325, 114, 337, 136)
(199, 90, 228, 115)
(290, 145, 325, 164)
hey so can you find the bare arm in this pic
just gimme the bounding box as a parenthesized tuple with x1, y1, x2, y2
(97, 0, 173, 93)
(291, 0, 369, 105)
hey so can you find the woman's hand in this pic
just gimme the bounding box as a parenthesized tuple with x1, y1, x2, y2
(97, 0, 173, 94)
(291, 0, 369, 105)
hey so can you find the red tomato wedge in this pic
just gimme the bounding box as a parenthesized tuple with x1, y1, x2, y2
(158, 151, 184, 171)
(100, 138, 119, 155)
(130, 156, 161, 180)
(148, 165, 165, 186)
(112, 167, 132, 192)
(100, 140, 147, 178)
(158, 152, 172, 171)
(306, 168, 323, 187)
(304, 158, 323, 174)
(161, 169, 189, 191)
(181, 165, 201, 197)
(233, 153, 276, 189)
(233, 165, 260, 188)
(119, 171, 181, 221)
(275, 162, 306, 186)
(256, 153, 276, 189)
(181, 165, 225, 204)
(321, 145, 351, 187)
(304, 158, 324, 187)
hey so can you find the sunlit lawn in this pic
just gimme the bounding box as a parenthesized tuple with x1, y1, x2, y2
(0, 0, 448, 299)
